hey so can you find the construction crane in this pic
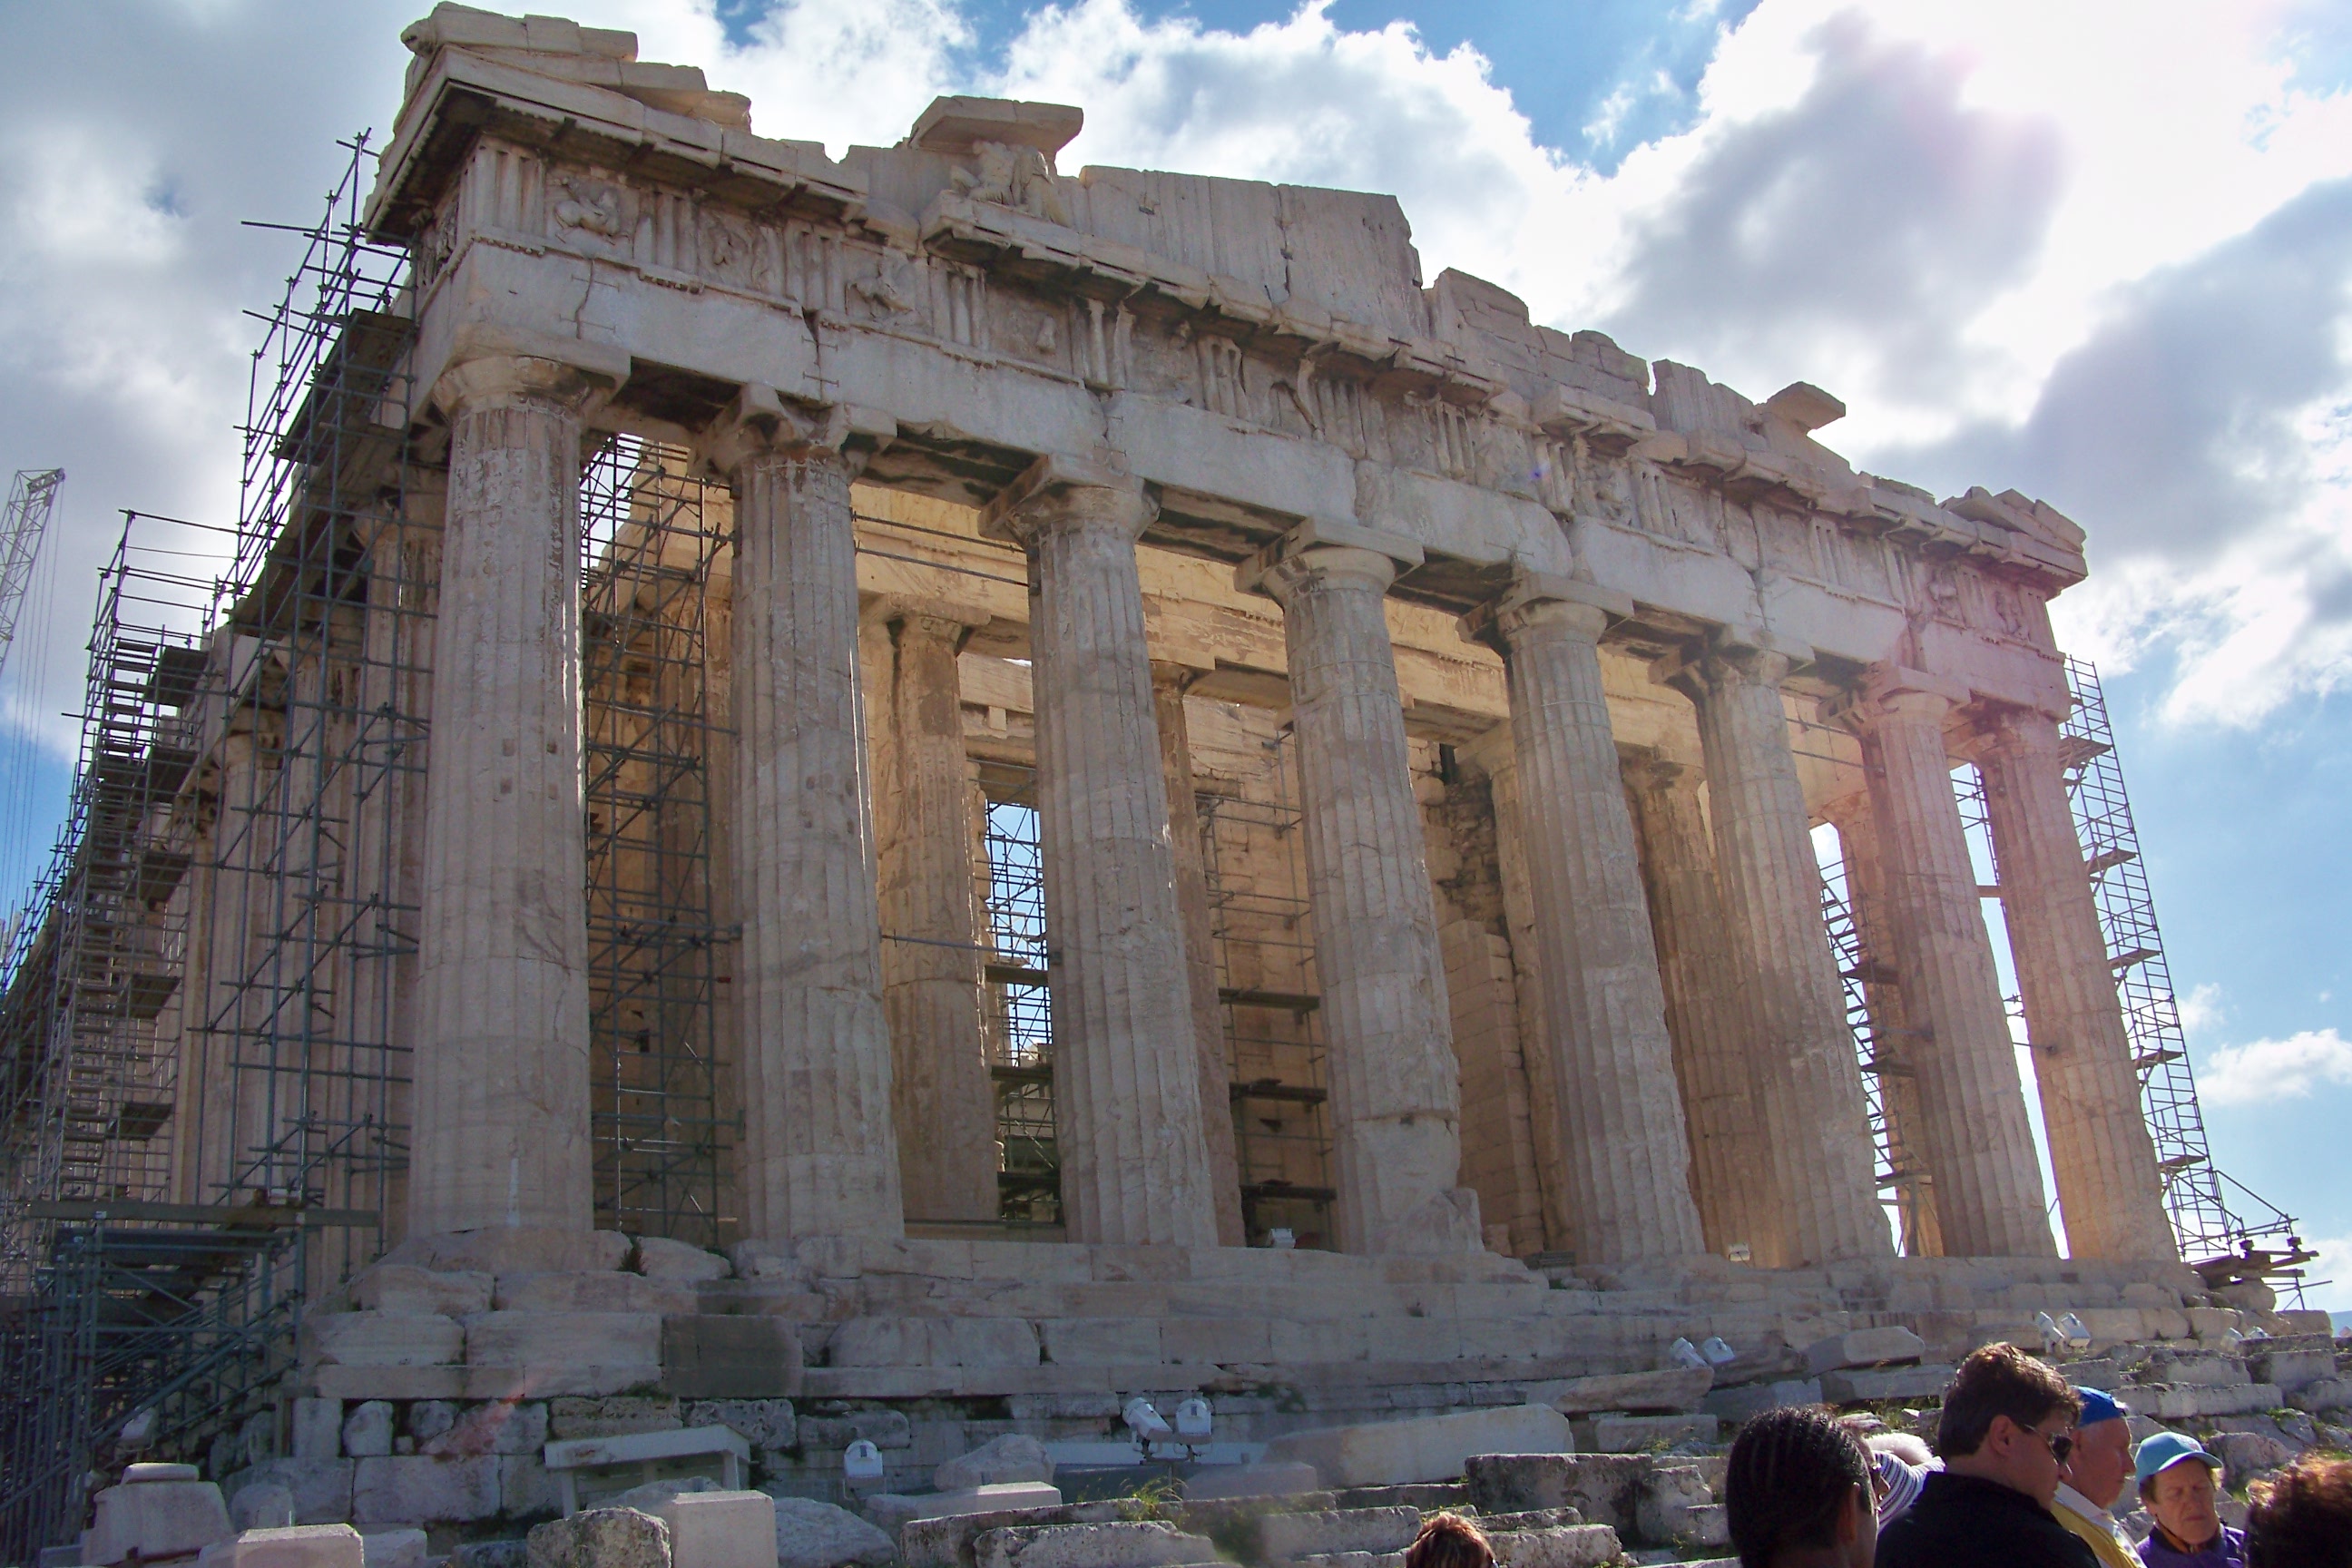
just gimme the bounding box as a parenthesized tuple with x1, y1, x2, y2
(0, 469, 64, 684)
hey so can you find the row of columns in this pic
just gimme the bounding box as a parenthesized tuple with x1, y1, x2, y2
(403, 356, 2172, 1265)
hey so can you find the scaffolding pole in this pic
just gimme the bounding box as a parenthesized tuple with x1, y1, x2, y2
(0, 133, 422, 1557)
(579, 436, 729, 1249)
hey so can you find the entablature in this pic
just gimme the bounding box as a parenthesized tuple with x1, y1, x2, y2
(368, 20, 2083, 722)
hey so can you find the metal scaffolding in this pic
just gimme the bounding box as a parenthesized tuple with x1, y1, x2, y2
(0, 468, 65, 686)
(1817, 841, 1935, 1253)
(0, 135, 422, 1557)
(579, 437, 730, 1248)
(2044, 658, 2305, 1288)
(976, 765, 1060, 1227)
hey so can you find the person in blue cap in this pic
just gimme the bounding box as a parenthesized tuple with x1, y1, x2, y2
(2135, 1432, 2244, 1567)
(2053, 1389, 2140, 1568)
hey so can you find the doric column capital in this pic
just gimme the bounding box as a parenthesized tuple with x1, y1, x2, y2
(1623, 750, 1699, 798)
(697, 383, 877, 478)
(1460, 568, 1632, 655)
(1150, 659, 1210, 697)
(980, 451, 1154, 546)
(1823, 664, 1970, 735)
(1236, 515, 1422, 607)
(429, 323, 628, 419)
(1653, 623, 1813, 704)
(871, 591, 992, 643)
(1958, 699, 2066, 761)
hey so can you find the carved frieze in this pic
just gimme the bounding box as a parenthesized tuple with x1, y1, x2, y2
(950, 140, 1070, 225)
(401, 118, 2076, 676)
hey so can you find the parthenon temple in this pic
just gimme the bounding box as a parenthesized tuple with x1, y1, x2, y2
(6, 5, 2324, 1556)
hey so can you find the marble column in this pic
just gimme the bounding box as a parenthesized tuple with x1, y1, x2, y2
(1663, 632, 1889, 1264)
(1821, 791, 1945, 1257)
(1625, 754, 1783, 1264)
(408, 348, 609, 1237)
(980, 455, 1218, 1248)
(1833, 670, 2053, 1258)
(1240, 518, 1480, 1256)
(1973, 705, 2177, 1260)
(707, 387, 902, 1241)
(1153, 665, 1248, 1246)
(1465, 574, 1704, 1264)
(877, 611, 999, 1224)
(1465, 729, 1576, 1254)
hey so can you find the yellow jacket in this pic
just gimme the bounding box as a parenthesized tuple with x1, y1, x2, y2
(2053, 1484, 2141, 1568)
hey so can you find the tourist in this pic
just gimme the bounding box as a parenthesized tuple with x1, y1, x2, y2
(1877, 1343, 2098, 1567)
(2135, 1433, 2244, 1567)
(2246, 1455, 2352, 1568)
(1723, 1405, 1878, 1568)
(2054, 1388, 2141, 1568)
(1866, 1432, 1934, 1524)
(1403, 1513, 1494, 1568)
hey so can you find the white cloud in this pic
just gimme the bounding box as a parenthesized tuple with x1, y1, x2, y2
(2178, 983, 2227, 1039)
(2294, 1231, 2352, 1316)
(2200, 1027, 2352, 1105)
(2, 0, 2349, 740)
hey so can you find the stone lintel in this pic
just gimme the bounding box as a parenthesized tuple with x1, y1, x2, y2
(909, 97, 1085, 162)
(1235, 515, 1424, 597)
(1759, 381, 1846, 435)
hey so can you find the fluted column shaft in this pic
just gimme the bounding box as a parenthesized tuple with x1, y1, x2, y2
(1154, 668, 1247, 1246)
(1674, 640, 1889, 1264)
(1480, 591, 1703, 1263)
(1627, 758, 1782, 1263)
(410, 357, 597, 1236)
(1975, 708, 2177, 1259)
(985, 463, 1218, 1248)
(1252, 537, 1476, 1255)
(879, 612, 998, 1223)
(1840, 678, 2053, 1257)
(715, 397, 902, 1240)
(1474, 741, 1575, 1253)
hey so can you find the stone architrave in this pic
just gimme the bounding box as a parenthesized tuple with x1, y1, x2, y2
(1624, 755, 1782, 1264)
(1662, 632, 1888, 1266)
(1240, 518, 1480, 1256)
(1464, 574, 1705, 1265)
(409, 335, 624, 1237)
(703, 386, 903, 1241)
(877, 610, 999, 1224)
(1819, 792, 1945, 1257)
(1832, 669, 2053, 1259)
(979, 455, 1219, 1248)
(1972, 706, 2177, 1260)
(1152, 664, 1248, 1247)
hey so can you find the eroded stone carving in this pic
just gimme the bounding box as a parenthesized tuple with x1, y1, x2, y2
(951, 141, 1070, 225)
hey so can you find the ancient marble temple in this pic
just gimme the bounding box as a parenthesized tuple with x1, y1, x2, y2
(116, 3, 2226, 1524)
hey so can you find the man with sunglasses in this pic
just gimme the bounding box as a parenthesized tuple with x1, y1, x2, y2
(1879, 1343, 2100, 1567)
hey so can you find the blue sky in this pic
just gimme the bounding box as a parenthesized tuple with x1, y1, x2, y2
(0, 0, 2346, 1303)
